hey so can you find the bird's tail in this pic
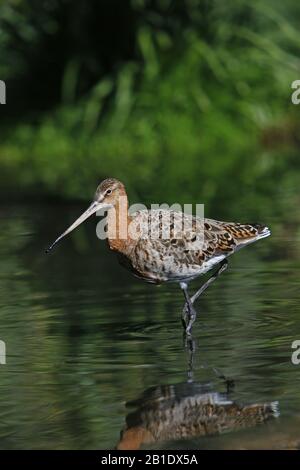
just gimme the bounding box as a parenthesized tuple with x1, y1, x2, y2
(268, 400, 280, 418)
(250, 223, 271, 240)
(221, 222, 271, 242)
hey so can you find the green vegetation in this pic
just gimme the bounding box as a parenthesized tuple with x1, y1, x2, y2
(0, 0, 300, 223)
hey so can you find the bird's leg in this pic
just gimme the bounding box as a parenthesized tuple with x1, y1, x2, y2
(186, 335, 196, 382)
(180, 282, 197, 335)
(183, 259, 229, 315)
(192, 259, 229, 303)
(180, 283, 189, 329)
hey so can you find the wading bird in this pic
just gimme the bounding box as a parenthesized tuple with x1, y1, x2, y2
(46, 178, 270, 334)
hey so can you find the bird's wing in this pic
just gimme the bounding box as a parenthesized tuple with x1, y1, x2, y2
(130, 211, 269, 270)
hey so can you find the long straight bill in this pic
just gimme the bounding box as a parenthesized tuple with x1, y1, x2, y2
(45, 201, 110, 253)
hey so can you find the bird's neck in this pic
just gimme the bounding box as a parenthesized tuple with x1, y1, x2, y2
(107, 194, 132, 253)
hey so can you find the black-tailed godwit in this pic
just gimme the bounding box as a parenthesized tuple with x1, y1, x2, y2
(46, 178, 270, 333)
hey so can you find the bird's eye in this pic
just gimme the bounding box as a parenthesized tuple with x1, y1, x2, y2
(106, 189, 112, 195)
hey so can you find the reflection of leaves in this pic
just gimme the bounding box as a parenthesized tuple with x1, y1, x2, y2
(0, 201, 300, 449)
(0, 216, 29, 255)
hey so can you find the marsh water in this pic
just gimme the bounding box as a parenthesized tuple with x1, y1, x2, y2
(0, 203, 300, 450)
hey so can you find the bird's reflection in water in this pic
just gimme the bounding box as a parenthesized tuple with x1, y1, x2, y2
(117, 338, 279, 450)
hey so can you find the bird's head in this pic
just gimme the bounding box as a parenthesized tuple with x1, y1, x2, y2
(46, 178, 126, 253)
(94, 178, 126, 206)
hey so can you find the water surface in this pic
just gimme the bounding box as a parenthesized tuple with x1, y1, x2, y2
(0, 203, 300, 449)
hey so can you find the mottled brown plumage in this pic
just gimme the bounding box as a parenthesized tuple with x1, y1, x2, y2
(124, 210, 270, 283)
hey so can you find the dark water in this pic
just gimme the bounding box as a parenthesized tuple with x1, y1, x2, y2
(0, 203, 300, 450)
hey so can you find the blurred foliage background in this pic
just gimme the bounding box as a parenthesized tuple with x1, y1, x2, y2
(0, 0, 299, 223)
